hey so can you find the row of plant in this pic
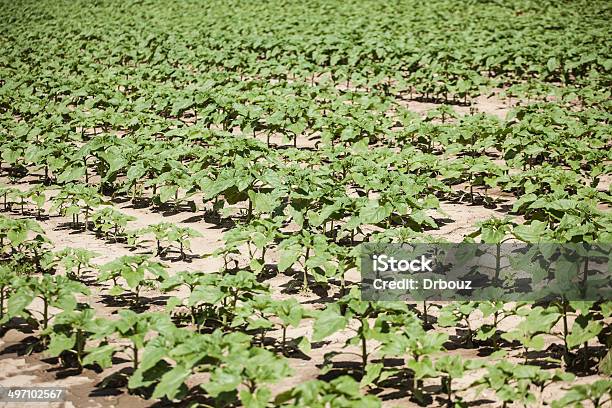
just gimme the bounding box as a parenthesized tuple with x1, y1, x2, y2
(0, 0, 610, 406)
(1, 216, 610, 406)
(2, 1, 611, 113)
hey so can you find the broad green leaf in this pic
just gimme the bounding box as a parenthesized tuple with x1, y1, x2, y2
(312, 305, 348, 342)
(152, 364, 191, 400)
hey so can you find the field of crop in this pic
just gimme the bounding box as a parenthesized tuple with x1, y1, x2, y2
(1, 0, 611, 407)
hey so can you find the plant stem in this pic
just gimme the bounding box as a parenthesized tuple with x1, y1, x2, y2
(581, 256, 589, 298)
(133, 344, 139, 370)
(361, 318, 367, 372)
(562, 300, 570, 368)
(0, 286, 4, 319)
(303, 248, 310, 291)
(495, 243, 501, 285)
(43, 298, 48, 329)
(412, 355, 420, 390)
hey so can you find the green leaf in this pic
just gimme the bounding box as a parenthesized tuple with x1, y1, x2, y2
(406, 357, 437, 380)
(278, 246, 301, 272)
(312, 305, 347, 342)
(567, 319, 602, 349)
(83, 344, 116, 369)
(47, 332, 76, 357)
(108, 285, 124, 296)
(7, 289, 34, 316)
(240, 388, 272, 408)
(525, 334, 546, 351)
(205, 368, 242, 397)
(122, 267, 144, 289)
(297, 336, 311, 354)
(513, 221, 548, 243)
(159, 185, 177, 203)
(360, 362, 383, 387)
(598, 348, 612, 375)
(57, 166, 85, 183)
(547, 57, 559, 72)
(152, 364, 191, 400)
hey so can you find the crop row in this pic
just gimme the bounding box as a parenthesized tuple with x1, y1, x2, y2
(1, 215, 611, 406)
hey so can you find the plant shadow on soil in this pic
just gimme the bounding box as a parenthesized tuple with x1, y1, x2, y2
(180, 211, 233, 226)
(91, 368, 132, 397)
(99, 293, 170, 313)
(0, 208, 50, 221)
(158, 249, 201, 263)
(444, 192, 506, 210)
(74, 274, 104, 287)
(54, 221, 90, 232)
(0, 334, 44, 357)
(400, 94, 474, 107)
(255, 335, 313, 360)
(526, 344, 609, 376)
(91, 371, 222, 408)
(316, 355, 499, 407)
(149, 388, 217, 408)
(317, 357, 440, 405)
(121, 197, 228, 224)
(277, 269, 336, 302)
(0, 317, 37, 338)
(444, 327, 523, 352)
